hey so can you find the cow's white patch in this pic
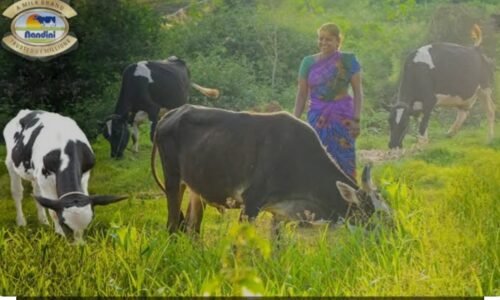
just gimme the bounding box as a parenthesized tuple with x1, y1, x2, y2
(62, 204, 93, 233)
(134, 110, 148, 124)
(435, 92, 478, 110)
(412, 101, 423, 111)
(413, 45, 435, 69)
(134, 61, 153, 83)
(21, 118, 42, 145)
(106, 119, 112, 136)
(59, 152, 70, 172)
(395, 108, 405, 124)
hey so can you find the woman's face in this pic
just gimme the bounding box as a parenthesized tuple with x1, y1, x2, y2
(317, 30, 338, 55)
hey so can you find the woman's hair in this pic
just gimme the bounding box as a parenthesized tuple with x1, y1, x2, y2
(317, 23, 343, 46)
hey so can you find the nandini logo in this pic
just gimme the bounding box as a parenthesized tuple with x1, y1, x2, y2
(13, 10, 68, 45)
(1, 0, 78, 61)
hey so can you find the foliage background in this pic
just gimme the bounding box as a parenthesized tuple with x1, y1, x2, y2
(0, 0, 498, 140)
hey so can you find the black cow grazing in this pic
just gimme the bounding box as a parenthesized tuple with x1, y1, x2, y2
(3, 110, 127, 243)
(102, 56, 219, 159)
(388, 25, 495, 149)
(151, 105, 390, 234)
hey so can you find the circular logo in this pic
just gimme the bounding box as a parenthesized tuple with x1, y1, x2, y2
(11, 9, 69, 46)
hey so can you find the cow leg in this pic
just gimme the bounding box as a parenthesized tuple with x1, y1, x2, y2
(38, 178, 64, 236)
(47, 210, 64, 236)
(479, 88, 496, 142)
(417, 113, 430, 145)
(31, 181, 48, 225)
(131, 123, 139, 152)
(417, 103, 434, 145)
(447, 109, 469, 137)
(177, 183, 188, 232)
(6, 161, 26, 226)
(271, 216, 286, 241)
(165, 178, 184, 233)
(240, 186, 263, 221)
(185, 189, 205, 234)
(146, 107, 160, 142)
(157, 138, 185, 233)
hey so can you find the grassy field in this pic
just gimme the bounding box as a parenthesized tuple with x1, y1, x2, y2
(0, 117, 498, 296)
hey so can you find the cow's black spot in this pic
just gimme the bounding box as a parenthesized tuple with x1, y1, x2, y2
(42, 149, 61, 174)
(42, 168, 51, 178)
(11, 124, 44, 170)
(14, 132, 21, 143)
(19, 111, 42, 129)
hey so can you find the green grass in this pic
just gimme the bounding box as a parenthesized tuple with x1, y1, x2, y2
(0, 120, 498, 296)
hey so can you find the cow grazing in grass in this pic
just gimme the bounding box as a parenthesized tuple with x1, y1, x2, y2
(102, 56, 219, 159)
(388, 25, 495, 149)
(151, 105, 390, 234)
(3, 110, 127, 243)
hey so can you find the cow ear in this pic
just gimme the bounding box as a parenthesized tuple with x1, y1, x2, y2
(336, 181, 360, 205)
(34, 196, 62, 211)
(90, 195, 127, 206)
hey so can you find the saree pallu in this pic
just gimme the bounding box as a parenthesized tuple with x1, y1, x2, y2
(307, 52, 357, 179)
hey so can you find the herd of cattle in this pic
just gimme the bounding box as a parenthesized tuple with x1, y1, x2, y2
(2, 27, 495, 243)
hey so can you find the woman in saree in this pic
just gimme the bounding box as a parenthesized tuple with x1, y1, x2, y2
(293, 23, 363, 180)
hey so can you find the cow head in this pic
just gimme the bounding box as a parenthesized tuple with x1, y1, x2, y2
(388, 103, 411, 149)
(336, 165, 391, 224)
(101, 114, 130, 159)
(35, 193, 127, 244)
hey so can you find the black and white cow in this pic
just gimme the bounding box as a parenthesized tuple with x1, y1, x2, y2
(3, 110, 127, 243)
(151, 105, 391, 234)
(102, 56, 219, 158)
(388, 26, 495, 149)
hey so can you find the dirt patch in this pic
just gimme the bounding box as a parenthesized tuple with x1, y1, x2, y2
(358, 146, 423, 164)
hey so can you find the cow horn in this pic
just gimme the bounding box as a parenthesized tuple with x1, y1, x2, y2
(361, 163, 375, 192)
(34, 195, 63, 211)
(90, 195, 128, 206)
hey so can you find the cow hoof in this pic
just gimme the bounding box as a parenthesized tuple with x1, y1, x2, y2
(39, 218, 49, 225)
(16, 217, 27, 226)
(417, 137, 429, 145)
(54, 226, 65, 236)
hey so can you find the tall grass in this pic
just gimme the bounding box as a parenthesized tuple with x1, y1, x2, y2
(0, 122, 498, 296)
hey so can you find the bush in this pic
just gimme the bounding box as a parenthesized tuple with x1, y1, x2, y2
(0, 0, 163, 141)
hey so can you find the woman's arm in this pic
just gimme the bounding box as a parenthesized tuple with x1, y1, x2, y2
(350, 72, 363, 138)
(294, 78, 309, 118)
(351, 72, 363, 121)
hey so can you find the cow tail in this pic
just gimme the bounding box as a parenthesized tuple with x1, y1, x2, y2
(191, 82, 220, 99)
(471, 24, 482, 47)
(151, 126, 167, 194)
